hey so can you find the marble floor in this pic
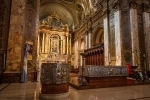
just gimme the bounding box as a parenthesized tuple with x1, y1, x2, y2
(0, 82, 150, 100)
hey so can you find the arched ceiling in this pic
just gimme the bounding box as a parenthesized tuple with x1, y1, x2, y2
(40, 0, 98, 31)
(40, 3, 74, 27)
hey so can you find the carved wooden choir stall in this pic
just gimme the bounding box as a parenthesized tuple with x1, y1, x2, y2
(84, 44, 104, 65)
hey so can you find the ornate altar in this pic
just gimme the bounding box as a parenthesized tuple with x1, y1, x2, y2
(39, 62, 69, 100)
(83, 65, 128, 77)
(80, 65, 128, 87)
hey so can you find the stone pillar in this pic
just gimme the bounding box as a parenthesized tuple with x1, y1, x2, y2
(36, 0, 40, 81)
(4, 0, 26, 82)
(74, 41, 78, 67)
(120, 0, 132, 64)
(143, 10, 150, 70)
(85, 32, 88, 49)
(130, 8, 140, 66)
(6, 0, 26, 72)
(114, 10, 122, 65)
(88, 32, 92, 48)
(104, 17, 109, 65)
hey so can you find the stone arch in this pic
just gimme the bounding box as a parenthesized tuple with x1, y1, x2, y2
(93, 27, 104, 46)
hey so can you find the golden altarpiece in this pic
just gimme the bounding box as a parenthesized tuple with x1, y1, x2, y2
(38, 13, 72, 63)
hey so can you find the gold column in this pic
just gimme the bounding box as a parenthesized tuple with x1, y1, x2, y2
(69, 34, 71, 55)
(49, 38, 51, 53)
(45, 33, 48, 53)
(47, 34, 50, 53)
(67, 35, 69, 54)
(63, 35, 66, 54)
(42, 33, 45, 53)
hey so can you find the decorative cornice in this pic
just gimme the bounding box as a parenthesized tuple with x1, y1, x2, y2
(129, 0, 138, 9)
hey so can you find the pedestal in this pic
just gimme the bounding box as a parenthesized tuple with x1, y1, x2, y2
(39, 63, 69, 100)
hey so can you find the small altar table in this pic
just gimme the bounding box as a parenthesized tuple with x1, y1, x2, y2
(39, 63, 69, 100)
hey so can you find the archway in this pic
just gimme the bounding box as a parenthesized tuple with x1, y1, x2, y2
(93, 27, 104, 46)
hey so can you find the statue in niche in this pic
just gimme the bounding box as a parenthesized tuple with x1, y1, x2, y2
(52, 42, 58, 52)
(51, 35, 59, 53)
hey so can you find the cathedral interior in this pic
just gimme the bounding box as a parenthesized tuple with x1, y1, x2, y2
(0, 0, 150, 99)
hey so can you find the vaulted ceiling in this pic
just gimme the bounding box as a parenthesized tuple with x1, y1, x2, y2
(40, 0, 98, 31)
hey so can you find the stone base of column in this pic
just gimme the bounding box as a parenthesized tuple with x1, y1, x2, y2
(3, 71, 21, 83)
(39, 92, 69, 100)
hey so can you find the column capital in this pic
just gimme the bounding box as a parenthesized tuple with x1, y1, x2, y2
(129, 0, 138, 9)
(86, 27, 92, 33)
(142, 3, 150, 13)
(102, 9, 108, 18)
(112, 1, 120, 12)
